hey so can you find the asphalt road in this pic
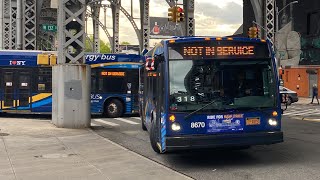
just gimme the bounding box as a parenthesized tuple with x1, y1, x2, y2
(92, 105, 320, 180)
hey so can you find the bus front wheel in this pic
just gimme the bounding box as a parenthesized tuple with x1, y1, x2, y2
(150, 118, 161, 153)
(105, 99, 123, 118)
(141, 115, 147, 131)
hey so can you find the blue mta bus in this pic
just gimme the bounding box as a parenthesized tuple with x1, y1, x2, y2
(0, 50, 143, 117)
(140, 37, 286, 153)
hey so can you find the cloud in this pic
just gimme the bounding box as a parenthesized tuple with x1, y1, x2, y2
(87, 0, 243, 46)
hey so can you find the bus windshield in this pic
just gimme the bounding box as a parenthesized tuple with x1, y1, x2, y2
(169, 57, 276, 113)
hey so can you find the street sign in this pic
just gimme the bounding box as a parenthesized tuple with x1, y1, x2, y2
(42, 24, 57, 32)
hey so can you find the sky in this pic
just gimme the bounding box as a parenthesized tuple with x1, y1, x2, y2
(86, 0, 243, 46)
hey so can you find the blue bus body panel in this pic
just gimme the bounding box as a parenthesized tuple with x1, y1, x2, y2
(85, 53, 142, 65)
(91, 93, 138, 114)
(0, 50, 43, 67)
(166, 110, 281, 137)
(143, 37, 282, 152)
(0, 51, 143, 115)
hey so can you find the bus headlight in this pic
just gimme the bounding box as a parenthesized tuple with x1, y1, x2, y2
(171, 122, 181, 131)
(268, 118, 278, 126)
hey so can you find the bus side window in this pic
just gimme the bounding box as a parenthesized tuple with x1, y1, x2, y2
(91, 69, 97, 93)
(38, 67, 52, 93)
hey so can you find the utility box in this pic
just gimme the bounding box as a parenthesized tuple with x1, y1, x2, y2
(52, 64, 91, 128)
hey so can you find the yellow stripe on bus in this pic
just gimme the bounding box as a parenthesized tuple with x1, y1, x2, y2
(90, 62, 142, 68)
(31, 93, 52, 102)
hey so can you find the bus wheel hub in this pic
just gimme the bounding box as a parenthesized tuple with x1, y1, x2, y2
(108, 103, 117, 113)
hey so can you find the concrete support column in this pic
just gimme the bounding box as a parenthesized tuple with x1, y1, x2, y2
(52, 65, 91, 128)
(53, 0, 90, 128)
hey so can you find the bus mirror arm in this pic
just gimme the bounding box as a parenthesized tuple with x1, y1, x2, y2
(154, 53, 164, 63)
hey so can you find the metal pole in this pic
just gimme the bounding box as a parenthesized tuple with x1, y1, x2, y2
(290, 3, 293, 30)
(104, 7, 106, 26)
(0, 0, 3, 49)
(16, 0, 22, 49)
(276, 7, 279, 32)
(131, 0, 133, 17)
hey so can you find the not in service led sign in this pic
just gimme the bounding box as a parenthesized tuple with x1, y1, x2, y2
(183, 46, 255, 56)
(101, 71, 125, 76)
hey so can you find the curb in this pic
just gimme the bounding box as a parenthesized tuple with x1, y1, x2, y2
(302, 117, 320, 122)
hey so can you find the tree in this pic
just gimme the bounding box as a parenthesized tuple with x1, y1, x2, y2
(121, 41, 131, 45)
(85, 35, 111, 53)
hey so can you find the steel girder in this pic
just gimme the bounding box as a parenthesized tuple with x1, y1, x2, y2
(91, 1, 101, 52)
(57, 0, 87, 64)
(264, 0, 275, 43)
(23, 0, 37, 50)
(111, 0, 120, 53)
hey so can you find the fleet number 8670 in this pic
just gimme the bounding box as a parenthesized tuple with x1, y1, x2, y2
(191, 122, 205, 128)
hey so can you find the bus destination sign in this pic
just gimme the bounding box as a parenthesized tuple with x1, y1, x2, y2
(183, 46, 255, 56)
(101, 71, 126, 77)
(169, 41, 269, 59)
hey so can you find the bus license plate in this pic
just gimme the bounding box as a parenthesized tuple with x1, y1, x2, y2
(246, 118, 260, 125)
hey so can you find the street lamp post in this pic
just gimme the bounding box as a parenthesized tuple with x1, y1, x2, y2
(276, 1, 299, 32)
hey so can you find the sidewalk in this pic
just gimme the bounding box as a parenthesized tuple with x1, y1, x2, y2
(295, 97, 312, 105)
(0, 118, 192, 180)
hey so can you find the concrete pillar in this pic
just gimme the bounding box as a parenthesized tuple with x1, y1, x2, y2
(52, 65, 91, 128)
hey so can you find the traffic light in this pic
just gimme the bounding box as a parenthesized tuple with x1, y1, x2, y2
(175, 6, 184, 22)
(168, 7, 176, 22)
(248, 26, 258, 38)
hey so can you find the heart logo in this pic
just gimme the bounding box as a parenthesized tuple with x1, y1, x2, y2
(11, 61, 17, 65)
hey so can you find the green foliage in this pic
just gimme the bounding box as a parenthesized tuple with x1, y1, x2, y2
(121, 41, 131, 45)
(85, 35, 111, 53)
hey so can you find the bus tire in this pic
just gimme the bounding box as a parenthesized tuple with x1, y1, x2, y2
(105, 99, 123, 118)
(150, 118, 161, 154)
(141, 115, 147, 131)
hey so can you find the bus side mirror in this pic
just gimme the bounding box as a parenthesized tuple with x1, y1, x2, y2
(145, 57, 156, 71)
(145, 54, 164, 72)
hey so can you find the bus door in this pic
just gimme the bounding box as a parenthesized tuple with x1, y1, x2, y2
(0, 69, 32, 112)
(127, 69, 140, 113)
(155, 61, 166, 153)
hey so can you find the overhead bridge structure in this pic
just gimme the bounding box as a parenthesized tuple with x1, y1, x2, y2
(0, 0, 274, 54)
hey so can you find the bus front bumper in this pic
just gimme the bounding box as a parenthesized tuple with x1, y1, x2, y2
(165, 131, 283, 151)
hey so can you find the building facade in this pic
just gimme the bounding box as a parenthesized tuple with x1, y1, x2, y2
(243, 0, 320, 97)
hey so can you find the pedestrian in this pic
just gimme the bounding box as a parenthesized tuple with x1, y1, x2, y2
(311, 84, 319, 104)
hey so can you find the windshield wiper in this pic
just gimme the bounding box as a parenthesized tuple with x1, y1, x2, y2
(184, 100, 220, 120)
(224, 106, 272, 116)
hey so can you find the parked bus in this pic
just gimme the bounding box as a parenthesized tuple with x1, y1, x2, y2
(140, 37, 287, 153)
(0, 50, 143, 117)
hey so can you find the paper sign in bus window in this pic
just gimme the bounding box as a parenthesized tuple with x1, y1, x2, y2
(6, 82, 12, 86)
(38, 84, 45, 90)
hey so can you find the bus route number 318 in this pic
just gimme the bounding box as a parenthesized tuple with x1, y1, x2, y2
(191, 122, 205, 128)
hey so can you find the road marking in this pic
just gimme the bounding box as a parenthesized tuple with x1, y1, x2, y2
(115, 118, 139, 125)
(285, 109, 319, 116)
(132, 117, 141, 120)
(302, 118, 320, 122)
(284, 109, 313, 115)
(93, 119, 119, 126)
(91, 123, 100, 126)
